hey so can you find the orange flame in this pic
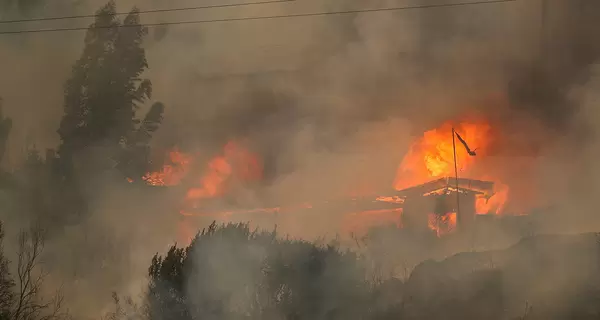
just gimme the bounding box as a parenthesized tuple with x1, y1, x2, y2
(428, 212, 457, 237)
(394, 120, 492, 190)
(143, 142, 261, 194)
(186, 141, 262, 202)
(395, 119, 509, 216)
(142, 148, 193, 186)
(476, 181, 509, 214)
(143, 141, 263, 244)
(147, 117, 522, 241)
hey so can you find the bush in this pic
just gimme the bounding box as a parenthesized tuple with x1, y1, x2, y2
(146, 222, 370, 320)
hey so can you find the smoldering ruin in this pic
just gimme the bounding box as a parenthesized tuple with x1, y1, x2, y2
(1, 0, 600, 319)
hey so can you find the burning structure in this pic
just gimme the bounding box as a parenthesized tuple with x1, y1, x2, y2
(125, 0, 600, 242)
(138, 116, 540, 243)
(398, 177, 494, 236)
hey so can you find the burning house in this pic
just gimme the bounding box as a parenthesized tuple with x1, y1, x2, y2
(139, 116, 538, 243)
(396, 177, 495, 236)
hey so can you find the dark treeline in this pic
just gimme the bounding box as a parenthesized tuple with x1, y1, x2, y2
(1, 1, 600, 320)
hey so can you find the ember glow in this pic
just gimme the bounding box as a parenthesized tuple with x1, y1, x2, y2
(428, 212, 457, 237)
(142, 148, 193, 186)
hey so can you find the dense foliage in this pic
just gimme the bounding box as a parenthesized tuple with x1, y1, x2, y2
(138, 224, 600, 320)
(3, 0, 167, 229)
(58, 0, 164, 179)
(0, 2, 167, 319)
(146, 222, 370, 320)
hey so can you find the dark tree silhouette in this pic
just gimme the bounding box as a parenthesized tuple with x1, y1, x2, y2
(0, 222, 67, 320)
(102, 292, 145, 320)
(118, 102, 165, 179)
(10, 226, 67, 320)
(0, 223, 14, 320)
(57, 0, 164, 179)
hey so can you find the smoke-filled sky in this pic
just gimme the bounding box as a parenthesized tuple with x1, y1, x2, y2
(1, 0, 547, 186)
(0, 0, 545, 160)
(2, 0, 600, 316)
(1, 0, 598, 258)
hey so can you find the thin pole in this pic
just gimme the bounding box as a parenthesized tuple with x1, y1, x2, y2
(452, 128, 461, 225)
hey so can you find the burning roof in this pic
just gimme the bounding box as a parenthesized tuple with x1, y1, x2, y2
(395, 177, 495, 199)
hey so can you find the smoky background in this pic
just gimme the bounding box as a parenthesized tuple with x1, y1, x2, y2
(1, 0, 600, 317)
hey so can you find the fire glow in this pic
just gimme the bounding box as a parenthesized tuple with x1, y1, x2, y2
(394, 121, 491, 189)
(143, 142, 261, 193)
(142, 148, 192, 186)
(185, 141, 262, 205)
(141, 118, 516, 241)
(391, 119, 512, 235)
(394, 120, 509, 216)
(141, 141, 263, 243)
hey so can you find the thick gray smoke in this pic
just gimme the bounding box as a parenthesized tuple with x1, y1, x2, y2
(2, 0, 600, 317)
